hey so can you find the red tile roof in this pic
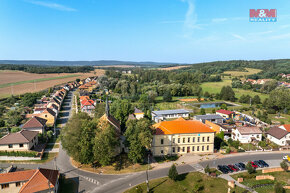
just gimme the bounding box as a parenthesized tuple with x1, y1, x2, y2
(0, 170, 36, 184)
(216, 109, 234, 115)
(19, 168, 59, 193)
(81, 100, 95, 106)
(153, 118, 214, 135)
(22, 116, 47, 129)
(282, 124, 290, 132)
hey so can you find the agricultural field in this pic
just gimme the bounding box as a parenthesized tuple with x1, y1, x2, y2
(224, 68, 262, 77)
(0, 69, 105, 98)
(158, 65, 190, 71)
(201, 77, 269, 101)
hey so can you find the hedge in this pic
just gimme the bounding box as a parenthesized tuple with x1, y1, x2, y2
(0, 151, 38, 157)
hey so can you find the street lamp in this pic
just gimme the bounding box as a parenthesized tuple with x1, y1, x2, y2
(146, 153, 150, 192)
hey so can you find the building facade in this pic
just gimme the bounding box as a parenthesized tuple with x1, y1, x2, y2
(151, 109, 190, 123)
(151, 117, 215, 156)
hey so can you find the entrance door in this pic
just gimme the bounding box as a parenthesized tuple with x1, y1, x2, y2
(187, 146, 190, 153)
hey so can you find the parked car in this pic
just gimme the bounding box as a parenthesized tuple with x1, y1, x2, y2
(239, 162, 246, 170)
(259, 160, 269, 167)
(217, 165, 228, 174)
(234, 163, 244, 170)
(224, 165, 233, 173)
(254, 161, 264, 168)
(251, 161, 258, 168)
(228, 165, 238, 172)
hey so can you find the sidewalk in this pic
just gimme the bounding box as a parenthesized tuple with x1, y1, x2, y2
(219, 174, 257, 193)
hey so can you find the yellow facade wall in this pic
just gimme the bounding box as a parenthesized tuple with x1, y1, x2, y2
(152, 132, 214, 156)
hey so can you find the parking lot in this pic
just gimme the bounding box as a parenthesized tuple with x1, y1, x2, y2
(217, 160, 270, 174)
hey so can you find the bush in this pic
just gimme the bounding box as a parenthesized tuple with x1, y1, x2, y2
(274, 182, 285, 193)
(280, 160, 288, 172)
(258, 141, 267, 148)
(192, 184, 204, 193)
(0, 151, 37, 157)
(246, 161, 255, 174)
(168, 164, 178, 181)
(204, 164, 210, 174)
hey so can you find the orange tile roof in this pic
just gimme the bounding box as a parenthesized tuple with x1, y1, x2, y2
(80, 96, 90, 101)
(19, 168, 59, 193)
(153, 118, 214, 135)
(0, 170, 36, 184)
(283, 124, 290, 132)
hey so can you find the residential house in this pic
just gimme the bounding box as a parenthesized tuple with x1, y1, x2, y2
(0, 168, 59, 193)
(267, 126, 290, 146)
(80, 99, 96, 116)
(216, 109, 234, 119)
(22, 116, 47, 134)
(0, 130, 38, 151)
(232, 126, 262, 143)
(204, 120, 222, 133)
(151, 109, 190, 123)
(36, 108, 56, 127)
(195, 114, 224, 124)
(151, 117, 215, 156)
(133, 107, 144, 120)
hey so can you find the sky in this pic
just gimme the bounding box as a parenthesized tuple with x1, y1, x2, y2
(0, 0, 290, 63)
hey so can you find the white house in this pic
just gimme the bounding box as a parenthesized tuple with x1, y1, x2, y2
(151, 109, 190, 123)
(232, 126, 262, 143)
(267, 126, 290, 146)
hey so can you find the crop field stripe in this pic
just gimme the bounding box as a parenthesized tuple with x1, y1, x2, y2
(0, 74, 80, 88)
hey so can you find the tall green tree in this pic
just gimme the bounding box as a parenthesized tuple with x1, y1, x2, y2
(220, 86, 235, 101)
(125, 119, 153, 163)
(93, 124, 119, 166)
(168, 164, 178, 181)
(6, 110, 22, 126)
(163, 90, 172, 102)
(110, 99, 132, 128)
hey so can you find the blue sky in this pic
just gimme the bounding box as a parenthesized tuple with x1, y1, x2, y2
(0, 0, 290, 63)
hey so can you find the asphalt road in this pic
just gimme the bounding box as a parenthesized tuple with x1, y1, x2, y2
(1, 90, 289, 193)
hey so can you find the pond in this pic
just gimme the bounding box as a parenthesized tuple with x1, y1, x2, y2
(192, 102, 236, 109)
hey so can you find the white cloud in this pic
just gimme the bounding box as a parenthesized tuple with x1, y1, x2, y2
(269, 33, 290, 40)
(212, 18, 228, 23)
(182, 0, 200, 29)
(25, 0, 77, 11)
(231, 34, 246, 41)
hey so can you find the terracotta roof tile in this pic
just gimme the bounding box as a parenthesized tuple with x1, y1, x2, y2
(153, 118, 214, 135)
(267, 126, 289, 139)
(22, 116, 47, 129)
(216, 109, 234, 115)
(282, 124, 290, 132)
(0, 130, 38, 145)
(0, 170, 36, 184)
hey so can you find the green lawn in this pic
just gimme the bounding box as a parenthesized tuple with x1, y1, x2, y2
(231, 170, 290, 193)
(125, 172, 246, 193)
(224, 68, 262, 77)
(201, 77, 269, 101)
(0, 74, 79, 89)
(240, 143, 259, 151)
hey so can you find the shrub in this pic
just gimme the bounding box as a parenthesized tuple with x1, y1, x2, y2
(168, 164, 178, 181)
(274, 182, 285, 193)
(0, 151, 37, 157)
(192, 184, 204, 193)
(135, 186, 143, 193)
(204, 164, 210, 174)
(280, 160, 288, 172)
(246, 161, 255, 174)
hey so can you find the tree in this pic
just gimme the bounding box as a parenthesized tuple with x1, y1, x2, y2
(246, 161, 255, 174)
(220, 86, 235, 101)
(0, 119, 5, 127)
(220, 104, 227, 110)
(110, 99, 132, 128)
(200, 108, 206, 115)
(11, 127, 21, 133)
(252, 95, 261, 104)
(93, 123, 119, 166)
(274, 182, 285, 193)
(163, 90, 172, 102)
(6, 110, 22, 126)
(168, 164, 178, 181)
(95, 103, 106, 119)
(280, 160, 288, 172)
(125, 119, 153, 163)
(204, 164, 210, 174)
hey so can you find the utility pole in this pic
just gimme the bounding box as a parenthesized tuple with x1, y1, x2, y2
(146, 154, 150, 192)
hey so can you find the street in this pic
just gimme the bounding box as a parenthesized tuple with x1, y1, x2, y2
(1, 90, 289, 193)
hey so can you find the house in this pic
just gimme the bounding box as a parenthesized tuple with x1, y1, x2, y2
(127, 114, 137, 121)
(0, 130, 38, 151)
(151, 109, 190, 123)
(22, 116, 47, 134)
(151, 117, 215, 156)
(256, 79, 272, 85)
(204, 120, 222, 133)
(0, 168, 59, 193)
(80, 99, 96, 115)
(36, 108, 56, 127)
(280, 124, 290, 132)
(195, 114, 224, 124)
(33, 107, 46, 114)
(267, 126, 290, 146)
(232, 126, 262, 143)
(133, 107, 144, 120)
(216, 109, 234, 119)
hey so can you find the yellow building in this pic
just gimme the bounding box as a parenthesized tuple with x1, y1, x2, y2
(152, 117, 215, 156)
(205, 120, 222, 133)
(37, 108, 56, 127)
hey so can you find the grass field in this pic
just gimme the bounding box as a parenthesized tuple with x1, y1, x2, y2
(0, 69, 104, 98)
(224, 68, 262, 77)
(124, 172, 245, 193)
(158, 65, 190, 71)
(231, 170, 290, 193)
(201, 77, 269, 101)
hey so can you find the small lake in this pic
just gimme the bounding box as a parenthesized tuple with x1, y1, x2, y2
(192, 102, 236, 109)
